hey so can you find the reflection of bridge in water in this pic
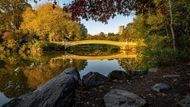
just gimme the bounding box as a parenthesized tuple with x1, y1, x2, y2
(50, 51, 136, 61)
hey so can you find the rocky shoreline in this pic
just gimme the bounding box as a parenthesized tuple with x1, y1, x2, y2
(3, 63, 190, 107)
(75, 63, 190, 107)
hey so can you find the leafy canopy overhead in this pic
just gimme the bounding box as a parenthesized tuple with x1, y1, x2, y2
(29, 0, 164, 23)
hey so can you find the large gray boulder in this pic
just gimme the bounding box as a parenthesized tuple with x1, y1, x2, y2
(82, 72, 108, 87)
(104, 89, 146, 107)
(152, 83, 170, 92)
(108, 70, 127, 80)
(3, 67, 80, 107)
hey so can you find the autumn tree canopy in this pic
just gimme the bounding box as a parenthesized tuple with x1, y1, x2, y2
(64, 0, 156, 22)
(28, 0, 165, 23)
(0, 0, 31, 31)
(20, 3, 82, 41)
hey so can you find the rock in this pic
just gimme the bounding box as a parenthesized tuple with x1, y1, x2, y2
(104, 89, 146, 107)
(99, 89, 103, 92)
(82, 72, 108, 87)
(178, 95, 190, 107)
(187, 72, 190, 76)
(152, 83, 170, 92)
(108, 70, 127, 80)
(3, 67, 80, 107)
(119, 80, 124, 83)
(186, 62, 190, 66)
(98, 85, 104, 89)
(149, 68, 158, 73)
(112, 80, 118, 83)
(133, 70, 147, 76)
(163, 74, 180, 78)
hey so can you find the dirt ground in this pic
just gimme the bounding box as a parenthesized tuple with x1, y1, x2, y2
(75, 63, 190, 107)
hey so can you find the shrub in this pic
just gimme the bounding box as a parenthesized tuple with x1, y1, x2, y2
(144, 47, 190, 66)
(43, 43, 65, 51)
(0, 44, 4, 52)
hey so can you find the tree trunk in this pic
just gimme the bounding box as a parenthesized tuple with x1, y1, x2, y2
(168, 0, 176, 51)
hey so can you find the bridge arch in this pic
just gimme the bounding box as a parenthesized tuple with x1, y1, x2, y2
(51, 40, 137, 49)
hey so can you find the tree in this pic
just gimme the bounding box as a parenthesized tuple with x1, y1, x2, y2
(30, 0, 162, 23)
(80, 23, 88, 40)
(20, 3, 81, 41)
(168, 0, 176, 50)
(98, 32, 106, 40)
(16, 0, 190, 51)
(99, 32, 105, 37)
(2, 31, 18, 50)
(0, 0, 31, 31)
(168, 0, 190, 50)
(67, 0, 189, 51)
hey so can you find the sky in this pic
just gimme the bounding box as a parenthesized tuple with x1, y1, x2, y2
(30, 0, 135, 35)
(81, 15, 134, 35)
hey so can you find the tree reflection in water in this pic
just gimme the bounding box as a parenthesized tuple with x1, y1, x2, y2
(0, 54, 87, 98)
(0, 47, 142, 100)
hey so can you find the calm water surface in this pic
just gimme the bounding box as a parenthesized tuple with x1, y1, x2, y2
(0, 50, 146, 106)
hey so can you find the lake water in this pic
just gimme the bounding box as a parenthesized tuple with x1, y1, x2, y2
(0, 49, 146, 106)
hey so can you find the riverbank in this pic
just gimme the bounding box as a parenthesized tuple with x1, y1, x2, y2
(75, 63, 190, 107)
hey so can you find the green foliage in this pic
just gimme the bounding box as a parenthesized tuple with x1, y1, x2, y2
(43, 43, 65, 51)
(145, 48, 190, 66)
(121, 0, 190, 66)
(80, 23, 88, 40)
(86, 33, 120, 41)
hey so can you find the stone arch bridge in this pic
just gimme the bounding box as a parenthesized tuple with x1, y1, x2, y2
(50, 40, 137, 49)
